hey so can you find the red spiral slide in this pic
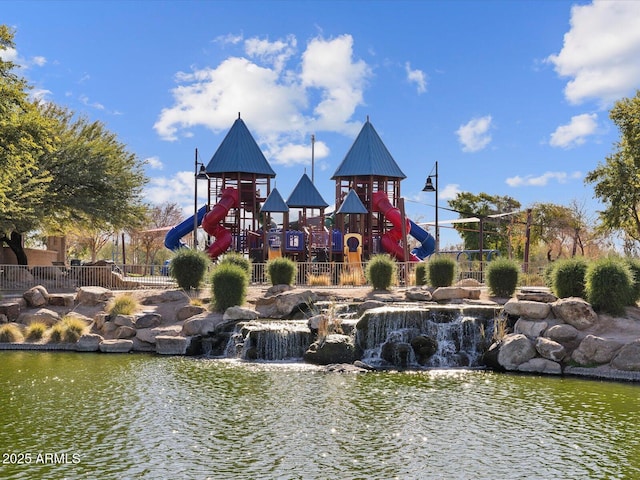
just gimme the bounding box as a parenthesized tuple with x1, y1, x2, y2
(201, 187, 239, 260)
(372, 191, 420, 262)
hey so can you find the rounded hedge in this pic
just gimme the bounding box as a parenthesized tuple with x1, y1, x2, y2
(414, 263, 427, 286)
(210, 263, 248, 312)
(586, 257, 633, 315)
(624, 257, 640, 306)
(219, 252, 252, 276)
(169, 248, 210, 290)
(427, 256, 457, 288)
(365, 254, 397, 291)
(486, 258, 519, 297)
(267, 257, 297, 286)
(551, 257, 588, 299)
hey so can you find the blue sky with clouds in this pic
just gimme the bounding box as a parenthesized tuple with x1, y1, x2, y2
(3, 0, 640, 247)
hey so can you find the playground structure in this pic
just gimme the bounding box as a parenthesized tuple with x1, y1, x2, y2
(165, 115, 436, 267)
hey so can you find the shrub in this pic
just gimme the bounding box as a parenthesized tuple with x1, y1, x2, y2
(108, 294, 139, 316)
(486, 258, 519, 297)
(48, 323, 66, 343)
(267, 257, 296, 286)
(427, 256, 456, 287)
(61, 316, 87, 343)
(0, 324, 24, 343)
(551, 257, 589, 298)
(542, 262, 557, 289)
(414, 263, 427, 286)
(210, 263, 248, 312)
(25, 321, 48, 341)
(365, 254, 397, 291)
(586, 257, 633, 315)
(307, 273, 331, 286)
(170, 248, 210, 290)
(219, 252, 252, 276)
(624, 258, 640, 305)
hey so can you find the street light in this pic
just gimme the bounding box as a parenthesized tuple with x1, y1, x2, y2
(194, 148, 208, 247)
(422, 161, 439, 253)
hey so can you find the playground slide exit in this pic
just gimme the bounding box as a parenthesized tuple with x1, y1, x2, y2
(201, 187, 239, 260)
(372, 191, 435, 262)
(164, 205, 208, 251)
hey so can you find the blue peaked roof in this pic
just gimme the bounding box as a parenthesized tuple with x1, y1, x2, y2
(331, 119, 406, 179)
(336, 189, 368, 214)
(205, 116, 276, 177)
(286, 173, 329, 208)
(260, 188, 289, 213)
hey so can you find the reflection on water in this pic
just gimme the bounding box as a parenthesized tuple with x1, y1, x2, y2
(1, 352, 639, 479)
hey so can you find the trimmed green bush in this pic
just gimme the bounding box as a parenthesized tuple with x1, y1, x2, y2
(0, 324, 24, 343)
(586, 257, 633, 315)
(427, 256, 457, 288)
(210, 263, 248, 312)
(219, 252, 252, 276)
(25, 321, 48, 341)
(542, 262, 557, 289)
(267, 257, 297, 286)
(486, 258, 519, 297)
(551, 257, 589, 299)
(414, 263, 427, 286)
(624, 258, 640, 305)
(365, 254, 397, 291)
(170, 248, 210, 290)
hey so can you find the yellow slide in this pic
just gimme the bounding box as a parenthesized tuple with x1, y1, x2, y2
(343, 233, 365, 285)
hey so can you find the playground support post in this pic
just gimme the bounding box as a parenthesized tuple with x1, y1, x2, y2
(423, 161, 439, 253)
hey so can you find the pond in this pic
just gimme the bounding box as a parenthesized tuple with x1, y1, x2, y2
(1, 352, 639, 479)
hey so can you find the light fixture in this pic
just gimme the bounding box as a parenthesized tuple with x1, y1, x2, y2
(422, 161, 439, 252)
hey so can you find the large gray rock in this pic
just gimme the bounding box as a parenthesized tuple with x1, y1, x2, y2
(223, 306, 259, 321)
(113, 315, 135, 328)
(304, 334, 358, 365)
(136, 325, 182, 344)
(545, 324, 579, 342)
(357, 300, 385, 317)
(99, 339, 133, 353)
(135, 313, 162, 329)
(115, 326, 137, 339)
(514, 318, 548, 338)
(76, 333, 104, 352)
(431, 287, 480, 302)
(141, 289, 187, 305)
(17, 308, 60, 326)
(572, 335, 624, 366)
(405, 287, 432, 302)
(23, 285, 49, 307)
(77, 286, 113, 306)
(535, 337, 567, 362)
(497, 333, 537, 370)
(177, 304, 207, 321)
(255, 290, 318, 318)
(0, 300, 24, 322)
(155, 335, 190, 355)
(518, 357, 562, 375)
(504, 299, 551, 320)
(610, 340, 640, 371)
(181, 312, 224, 336)
(552, 297, 597, 330)
(6, 267, 33, 284)
(48, 294, 75, 307)
(516, 290, 558, 303)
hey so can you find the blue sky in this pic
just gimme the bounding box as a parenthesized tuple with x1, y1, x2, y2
(3, 0, 640, 248)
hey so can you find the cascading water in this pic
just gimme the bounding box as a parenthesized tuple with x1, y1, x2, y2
(223, 320, 311, 361)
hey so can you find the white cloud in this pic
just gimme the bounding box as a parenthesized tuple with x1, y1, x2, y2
(547, 0, 640, 105)
(32, 56, 46, 67)
(549, 113, 598, 148)
(30, 88, 52, 103)
(154, 33, 370, 166)
(0, 46, 18, 62)
(405, 62, 427, 94)
(145, 156, 164, 170)
(439, 183, 461, 200)
(456, 116, 492, 152)
(79, 94, 105, 110)
(270, 139, 330, 167)
(506, 171, 582, 187)
(144, 171, 203, 216)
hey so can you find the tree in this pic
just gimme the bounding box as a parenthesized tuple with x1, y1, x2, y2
(130, 202, 184, 270)
(447, 192, 521, 256)
(585, 90, 640, 243)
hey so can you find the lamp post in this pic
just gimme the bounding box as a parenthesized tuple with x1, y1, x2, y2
(422, 161, 439, 253)
(194, 148, 207, 247)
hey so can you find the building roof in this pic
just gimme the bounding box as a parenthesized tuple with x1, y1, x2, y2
(286, 173, 329, 208)
(331, 118, 406, 179)
(336, 189, 368, 214)
(260, 188, 289, 213)
(205, 115, 276, 177)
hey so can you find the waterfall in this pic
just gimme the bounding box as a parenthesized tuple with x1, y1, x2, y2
(223, 320, 312, 361)
(355, 306, 497, 369)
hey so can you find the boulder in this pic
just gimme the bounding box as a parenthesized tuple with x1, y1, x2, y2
(504, 299, 551, 320)
(497, 333, 536, 370)
(100, 322, 119, 336)
(307, 314, 328, 332)
(135, 313, 163, 329)
(77, 286, 113, 306)
(572, 335, 624, 366)
(405, 287, 432, 302)
(136, 325, 182, 344)
(431, 287, 480, 302)
(516, 290, 558, 303)
(518, 357, 562, 375)
(113, 315, 135, 328)
(223, 306, 260, 321)
(182, 312, 225, 336)
(76, 333, 104, 352)
(6, 267, 34, 284)
(177, 305, 207, 321)
(0, 300, 24, 322)
(535, 337, 567, 362)
(380, 341, 414, 367)
(0, 314, 7, 324)
(357, 300, 385, 317)
(17, 308, 60, 326)
(48, 294, 75, 307)
(303, 334, 358, 365)
(99, 339, 133, 353)
(544, 324, 579, 343)
(141, 289, 187, 305)
(610, 340, 640, 371)
(132, 337, 156, 353)
(23, 285, 49, 307)
(155, 335, 191, 355)
(514, 318, 548, 338)
(265, 284, 295, 296)
(255, 290, 318, 318)
(94, 313, 110, 330)
(551, 297, 597, 330)
(115, 326, 137, 339)
(410, 335, 438, 364)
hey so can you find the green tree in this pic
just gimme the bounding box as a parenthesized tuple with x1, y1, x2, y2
(447, 192, 521, 256)
(585, 91, 640, 243)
